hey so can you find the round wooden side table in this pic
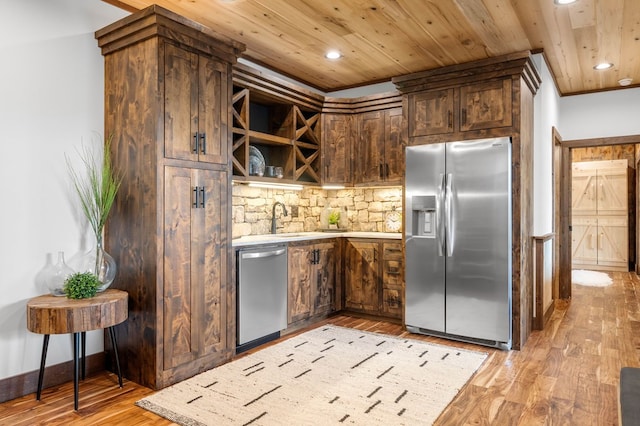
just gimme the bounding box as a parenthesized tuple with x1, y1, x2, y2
(26, 289, 128, 411)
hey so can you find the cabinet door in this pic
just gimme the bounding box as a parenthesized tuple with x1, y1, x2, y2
(384, 107, 404, 184)
(381, 242, 403, 318)
(164, 43, 227, 164)
(288, 244, 313, 324)
(313, 242, 336, 315)
(163, 166, 228, 370)
(322, 114, 352, 185)
(356, 111, 385, 184)
(597, 167, 628, 215)
(597, 217, 628, 268)
(197, 57, 228, 164)
(164, 44, 198, 163)
(407, 88, 454, 137)
(572, 168, 597, 215)
(459, 78, 512, 131)
(344, 241, 380, 313)
(571, 216, 598, 267)
(196, 169, 228, 357)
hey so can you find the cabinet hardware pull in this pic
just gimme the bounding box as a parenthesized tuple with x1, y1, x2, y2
(461, 108, 467, 125)
(385, 163, 389, 178)
(373, 248, 378, 263)
(192, 133, 199, 153)
(192, 187, 199, 208)
(379, 163, 384, 178)
(448, 110, 452, 128)
(199, 187, 205, 208)
(199, 133, 206, 154)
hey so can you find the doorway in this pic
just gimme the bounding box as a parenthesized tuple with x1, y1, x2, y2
(556, 132, 640, 299)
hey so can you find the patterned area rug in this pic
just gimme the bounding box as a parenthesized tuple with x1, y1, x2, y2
(136, 325, 487, 425)
(572, 269, 613, 287)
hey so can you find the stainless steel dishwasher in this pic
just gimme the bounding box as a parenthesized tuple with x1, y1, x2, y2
(237, 245, 288, 353)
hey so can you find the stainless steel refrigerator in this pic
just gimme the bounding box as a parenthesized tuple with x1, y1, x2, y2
(404, 137, 512, 350)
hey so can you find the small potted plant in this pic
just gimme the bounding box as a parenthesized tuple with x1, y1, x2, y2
(328, 210, 341, 229)
(63, 271, 101, 299)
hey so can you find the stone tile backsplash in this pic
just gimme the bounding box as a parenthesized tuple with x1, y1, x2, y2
(232, 184, 402, 237)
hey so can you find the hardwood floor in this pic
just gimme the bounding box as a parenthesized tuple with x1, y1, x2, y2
(2, 271, 639, 425)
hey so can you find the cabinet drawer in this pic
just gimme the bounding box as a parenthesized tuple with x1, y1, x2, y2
(383, 243, 403, 259)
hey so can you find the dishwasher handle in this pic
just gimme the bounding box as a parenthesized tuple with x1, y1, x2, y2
(240, 248, 286, 259)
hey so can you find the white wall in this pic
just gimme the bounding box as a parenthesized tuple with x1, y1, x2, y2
(532, 54, 560, 235)
(0, 0, 127, 381)
(559, 86, 640, 140)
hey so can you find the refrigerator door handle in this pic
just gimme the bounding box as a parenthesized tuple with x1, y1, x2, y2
(437, 173, 446, 256)
(445, 173, 454, 257)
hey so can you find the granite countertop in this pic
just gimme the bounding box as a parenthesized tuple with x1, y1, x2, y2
(232, 231, 402, 247)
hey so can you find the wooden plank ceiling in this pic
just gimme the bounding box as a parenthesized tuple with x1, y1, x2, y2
(105, 0, 640, 96)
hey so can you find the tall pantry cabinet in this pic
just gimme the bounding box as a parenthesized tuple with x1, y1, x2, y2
(96, 6, 245, 389)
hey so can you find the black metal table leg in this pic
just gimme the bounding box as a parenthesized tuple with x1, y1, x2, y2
(108, 327, 124, 388)
(73, 332, 80, 411)
(36, 334, 49, 401)
(81, 331, 86, 380)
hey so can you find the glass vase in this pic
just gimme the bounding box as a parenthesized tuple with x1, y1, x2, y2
(46, 251, 75, 296)
(71, 237, 117, 292)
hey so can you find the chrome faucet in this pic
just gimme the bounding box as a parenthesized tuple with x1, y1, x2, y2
(271, 201, 288, 234)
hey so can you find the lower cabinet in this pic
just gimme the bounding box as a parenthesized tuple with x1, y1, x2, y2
(344, 239, 404, 319)
(288, 240, 336, 325)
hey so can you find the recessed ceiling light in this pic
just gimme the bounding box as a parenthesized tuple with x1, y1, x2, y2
(594, 62, 613, 70)
(619, 78, 633, 86)
(325, 50, 342, 60)
(554, 0, 577, 4)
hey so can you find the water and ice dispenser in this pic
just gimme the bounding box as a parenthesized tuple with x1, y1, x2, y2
(411, 195, 436, 237)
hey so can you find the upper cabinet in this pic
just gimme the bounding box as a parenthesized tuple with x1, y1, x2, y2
(231, 63, 324, 185)
(394, 51, 539, 146)
(321, 113, 353, 185)
(407, 79, 512, 138)
(164, 43, 229, 164)
(355, 107, 403, 185)
(322, 93, 404, 186)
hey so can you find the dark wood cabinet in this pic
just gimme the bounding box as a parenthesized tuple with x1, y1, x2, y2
(459, 78, 512, 132)
(163, 166, 228, 369)
(355, 107, 403, 185)
(288, 240, 336, 325)
(96, 5, 244, 389)
(321, 114, 353, 185)
(343, 239, 403, 319)
(407, 88, 454, 138)
(164, 43, 228, 164)
(405, 78, 512, 143)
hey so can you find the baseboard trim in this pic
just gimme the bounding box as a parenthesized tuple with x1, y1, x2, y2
(0, 352, 105, 403)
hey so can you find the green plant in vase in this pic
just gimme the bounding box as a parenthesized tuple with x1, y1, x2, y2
(66, 135, 122, 292)
(63, 272, 100, 299)
(328, 210, 341, 228)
